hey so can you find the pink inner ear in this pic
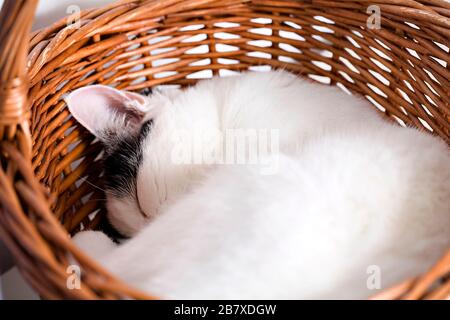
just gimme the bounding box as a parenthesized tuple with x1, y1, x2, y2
(124, 91, 148, 107)
(65, 85, 147, 138)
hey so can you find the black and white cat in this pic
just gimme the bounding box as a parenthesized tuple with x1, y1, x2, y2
(66, 70, 450, 299)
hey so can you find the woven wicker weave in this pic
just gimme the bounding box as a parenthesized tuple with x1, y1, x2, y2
(0, 0, 449, 299)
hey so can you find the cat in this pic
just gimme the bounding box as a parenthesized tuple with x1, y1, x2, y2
(66, 70, 450, 299)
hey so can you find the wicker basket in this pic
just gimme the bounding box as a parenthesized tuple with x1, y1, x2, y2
(0, 0, 449, 300)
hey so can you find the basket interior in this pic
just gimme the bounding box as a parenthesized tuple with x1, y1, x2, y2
(27, 0, 450, 235)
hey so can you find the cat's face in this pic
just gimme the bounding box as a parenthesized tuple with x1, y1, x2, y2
(66, 85, 173, 237)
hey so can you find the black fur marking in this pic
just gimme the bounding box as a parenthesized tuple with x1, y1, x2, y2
(103, 120, 153, 198)
(98, 216, 130, 241)
(139, 87, 153, 96)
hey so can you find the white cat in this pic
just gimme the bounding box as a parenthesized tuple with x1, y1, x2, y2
(66, 70, 450, 299)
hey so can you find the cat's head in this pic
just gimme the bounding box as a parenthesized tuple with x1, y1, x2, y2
(65, 85, 174, 237)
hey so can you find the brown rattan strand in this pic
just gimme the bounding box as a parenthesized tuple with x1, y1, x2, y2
(0, 0, 449, 299)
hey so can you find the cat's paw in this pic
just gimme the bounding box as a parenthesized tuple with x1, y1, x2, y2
(71, 230, 116, 260)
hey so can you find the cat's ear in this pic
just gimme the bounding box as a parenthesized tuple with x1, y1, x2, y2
(65, 85, 149, 140)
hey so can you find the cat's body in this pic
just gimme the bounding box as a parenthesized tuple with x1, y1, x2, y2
(67, 70, 450, 299)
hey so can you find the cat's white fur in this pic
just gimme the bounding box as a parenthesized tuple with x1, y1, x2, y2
(67, 70, 450, 299)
